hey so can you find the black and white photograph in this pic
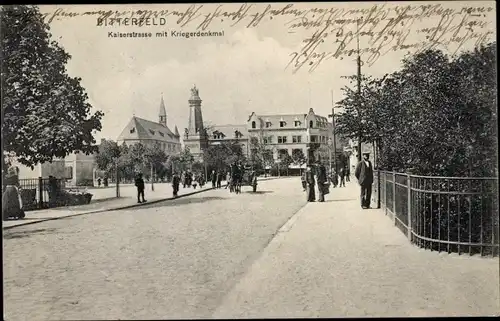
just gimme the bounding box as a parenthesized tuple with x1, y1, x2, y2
(1, 1, 498, 319)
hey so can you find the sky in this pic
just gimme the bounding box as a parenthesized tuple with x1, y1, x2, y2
(37, 1, 496, 142)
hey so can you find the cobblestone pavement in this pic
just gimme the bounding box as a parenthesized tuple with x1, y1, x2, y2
(3, 177, 305, 320)
(213, 182, 500, 318)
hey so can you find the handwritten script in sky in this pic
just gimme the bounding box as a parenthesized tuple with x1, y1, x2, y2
(42, 3, 495, 73)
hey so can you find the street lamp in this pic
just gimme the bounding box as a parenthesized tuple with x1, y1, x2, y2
(328, 104, 340, 174)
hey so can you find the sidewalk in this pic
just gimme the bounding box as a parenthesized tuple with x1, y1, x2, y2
(2, 176, 281, 230)
(214, 181, 500, 318)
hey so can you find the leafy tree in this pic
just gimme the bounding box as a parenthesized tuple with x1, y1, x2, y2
(95, 140, 121, 174)
(291, 149, 307, 173)
(1, 5, 103, 168)
(203, 141, 244, 172)
(179, 146, 195, 171)
(335, 42, 497, 177)
(278, 151, 293, 176)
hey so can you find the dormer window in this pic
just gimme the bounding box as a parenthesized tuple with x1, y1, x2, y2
(279, 121, 286, 128)
(149, 129, 155, 135)
(130, 127, 136, 134)
(251, 121, 256, 128)
(265, 121, 272, 128)
(309, 120, 314, 128)
(294, 121, 301, 127)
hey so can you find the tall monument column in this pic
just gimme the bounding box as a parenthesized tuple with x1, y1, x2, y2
(184, 85, 206, 160)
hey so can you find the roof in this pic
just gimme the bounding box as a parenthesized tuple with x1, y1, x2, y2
(117, 116, 180, 143)
(250, 112, 330, 129)
(209, 124, 248, 140)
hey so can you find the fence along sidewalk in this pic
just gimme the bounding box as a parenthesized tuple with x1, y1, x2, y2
(372, 171, 499, 257)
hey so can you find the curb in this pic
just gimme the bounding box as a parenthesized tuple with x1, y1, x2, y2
(2, 184, 224, 230)
(2, 176, 288, 230)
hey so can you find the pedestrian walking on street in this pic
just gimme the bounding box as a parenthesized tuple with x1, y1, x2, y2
(345, 167, 350, 182)
(216, 171, 222, 189)
(316, 163, 328, 202)
(355, 152, 374, 209)
(211, 170, 217, 188)
(97, 177, 102, 187)
(135, 173, 147, 203)
(172, 172, 180, 197)
(192, 175, 198, 189)
(339, 167, 346, 187)
(2, 166, 25, 220)
(305, 164, 316, 202)
(225, 172, 231, 189)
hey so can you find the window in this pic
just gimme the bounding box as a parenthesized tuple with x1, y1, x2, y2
(267, 136, 273, 143)
(130, 127, 135, 134)
(292, 135, 302, 143)
(149, 129, 155, 135)
(294, 121, 301, 127)
(263, 137, 268, 144)
(279, 121, 286, 128)
(311, 135, 318, 143)
(251, 121, 256, 128)
(266, 121, 271, 128)
(278, 149, 288, 158)
(278, 136, 287, 144)
(309, 120, 314, 128)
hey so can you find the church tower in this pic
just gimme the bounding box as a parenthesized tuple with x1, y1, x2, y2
(159, 94, 167, 126)
(183, 85, 207, 159)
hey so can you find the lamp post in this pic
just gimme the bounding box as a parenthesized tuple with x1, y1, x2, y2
(328, 90, 339, 175)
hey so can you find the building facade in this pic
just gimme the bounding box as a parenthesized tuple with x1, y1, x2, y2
(246, 108, 344, 168)
(117, 96, 181, 155)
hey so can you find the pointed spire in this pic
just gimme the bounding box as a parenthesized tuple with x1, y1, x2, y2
(174, 125, 180, 137)
(159, 93, 167, 126)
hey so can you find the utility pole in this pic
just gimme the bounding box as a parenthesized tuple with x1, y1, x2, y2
(356, 18, 363, 162)
(150, 162, 154, 191)
(331, 90, 337, 174)
(115, 159, 120, 198)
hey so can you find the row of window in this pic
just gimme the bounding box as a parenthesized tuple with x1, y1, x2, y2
(261, 135, 329, 144)
(129, 127, 167, 138)
(251, 119, 329, 129)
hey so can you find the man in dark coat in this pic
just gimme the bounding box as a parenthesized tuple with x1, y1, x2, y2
(135, 173, 146, 203)
(216, 171, 223, 188)
(305, 164, 316, 202)
(355, 152, 374, 209)
(316, 163, 327, 202)
(210, 170, 217, 188)
(172, 172, 181, 197)
(339, 167, 346, 187)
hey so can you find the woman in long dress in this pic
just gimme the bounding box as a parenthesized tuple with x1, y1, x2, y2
(2, 166, 25, 220)
(305, 165, 316, 202)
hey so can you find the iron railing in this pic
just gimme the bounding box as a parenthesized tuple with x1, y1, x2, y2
(11, 177, 67, 211)
(373, 171, 499, 257)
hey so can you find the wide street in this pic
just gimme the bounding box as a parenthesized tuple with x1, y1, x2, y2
(3, 177, 499, 319)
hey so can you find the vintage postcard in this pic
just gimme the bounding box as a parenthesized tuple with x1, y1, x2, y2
(2, 1, 498, 319)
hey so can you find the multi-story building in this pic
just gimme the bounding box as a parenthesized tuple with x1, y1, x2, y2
(117, 96, 181, 155)
(246, 108, 344, 169)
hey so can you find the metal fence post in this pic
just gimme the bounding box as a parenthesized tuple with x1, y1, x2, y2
(407, 173, 412, 241)
(392, 172, 396, 225)
(377, 169, 381, 209)
(38, 176, 43, 209)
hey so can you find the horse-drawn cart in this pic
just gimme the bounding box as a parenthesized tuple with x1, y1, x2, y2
(232, 165, 258, 193)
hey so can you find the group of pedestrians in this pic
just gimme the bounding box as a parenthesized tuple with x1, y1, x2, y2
(209, 170, 224, 189)
(301, 152, 374, 208)
(134, 170, 208, 202)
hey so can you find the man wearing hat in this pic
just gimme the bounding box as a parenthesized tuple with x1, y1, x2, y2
(305, 163, 316, 202)
(355, 152, 374, 209)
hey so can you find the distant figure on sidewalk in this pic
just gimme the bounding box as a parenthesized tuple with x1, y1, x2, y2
(301, 170, 307, 191)
(211, 170, 217, 188)
(305, 164, 316, 202)
(97, 177, 102, 187)
(2, 166, 25, 220)
(316, 163, 328, 202)
(355, 152, 374, 209)
(345, 167, 350, 182)
(172, 172, 180, 197)
(135, 173, 147, 203)
(225, 172, 231, 189)
(339, 167, 346, 187)
(192, 174, 198, 189)
(216, 171, 223, 188)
